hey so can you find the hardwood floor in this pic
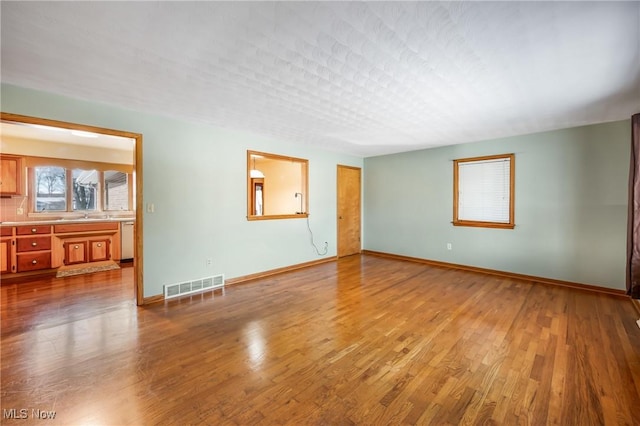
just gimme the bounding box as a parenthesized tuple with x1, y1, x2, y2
(1, 255, 639, 425)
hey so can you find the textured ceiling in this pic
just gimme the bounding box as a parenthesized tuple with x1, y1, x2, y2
(1, 1, 639, 157)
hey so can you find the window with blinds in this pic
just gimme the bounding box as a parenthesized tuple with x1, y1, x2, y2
(453, 154, 515, 229)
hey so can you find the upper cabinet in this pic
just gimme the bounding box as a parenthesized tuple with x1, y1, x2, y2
(0, 154, 23, 196)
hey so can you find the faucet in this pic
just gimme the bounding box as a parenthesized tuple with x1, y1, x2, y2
(84, 213, 89, 219)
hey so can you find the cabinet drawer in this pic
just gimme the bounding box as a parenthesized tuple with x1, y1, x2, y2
(1, 227, 13, 237)
(54, 222, 118, 233)
(16, 225, 51, 235)
(17, 236, 51, 252)
(17, 252, 51, 272)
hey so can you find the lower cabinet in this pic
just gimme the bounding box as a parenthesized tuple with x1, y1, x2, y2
(15, 226, 52, 273)
(89, 239, 110, 262)
(1, 221, 120, 278)
(64, 238, 111, 265)
(64, 241, 88, 265)
(0, 237, 12, 273)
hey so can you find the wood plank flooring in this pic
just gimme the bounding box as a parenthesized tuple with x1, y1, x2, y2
(1, 255, 639, 425)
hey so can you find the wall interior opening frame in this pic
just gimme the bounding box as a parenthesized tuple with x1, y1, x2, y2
(0, 112, 145, 305)
(246, 150, 309, 221)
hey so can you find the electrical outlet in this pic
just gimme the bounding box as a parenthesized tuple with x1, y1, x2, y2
(447, 243, 452, 250)
(206, 258, 212, 267)
(17, 208, 24, 215)
(146, 203, 155, 213)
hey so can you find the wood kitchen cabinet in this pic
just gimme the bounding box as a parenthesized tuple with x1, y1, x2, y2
(64, 241, 88, 265)
(1, 220, 122, 279)
(0, 227, 15, 274)
(63, 239, 111, 264)
(55, 222, 117, 267)
(0, 155, 23, 196)
(89, 239, 110, 262)
(15, 225, 52, 272)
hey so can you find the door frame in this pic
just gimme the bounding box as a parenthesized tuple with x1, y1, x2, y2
(337, 164, 362, 258)
(0, 112, 145, 306)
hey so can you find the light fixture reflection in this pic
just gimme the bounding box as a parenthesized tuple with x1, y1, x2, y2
(250, 169, 265, 178)
(71, 130, 99, 138)
(244, 321, 266, 369)
(250, 155, 264, 178)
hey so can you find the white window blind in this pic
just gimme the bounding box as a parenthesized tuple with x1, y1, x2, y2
(457, 157, 511, 224)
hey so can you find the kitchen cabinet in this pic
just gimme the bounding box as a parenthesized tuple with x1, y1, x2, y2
(0, 155, 23, 196)
(0, 227, 15, 274)
(89, 239, 110, 262)
(15, 225, 52, 272)
(64, 241, 88, 265)
(56, 223, 117, 266)
(64, 238, 111, 264)
(1, 220, 124, 279)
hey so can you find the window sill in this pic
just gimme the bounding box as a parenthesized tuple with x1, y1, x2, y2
(247, 213, 309, 221)
(452, 220, 515, 229)
(28, 211, 135, 220)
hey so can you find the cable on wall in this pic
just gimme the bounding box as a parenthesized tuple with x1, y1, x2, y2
(306, 215, 328, 256)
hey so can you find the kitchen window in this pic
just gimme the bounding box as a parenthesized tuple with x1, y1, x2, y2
(453, 153, 515, 229)
(104, 171, 129, 211)
(29, 160, 132, 215)
(72, 168, 98, 211)
(35, 166, 67, 212)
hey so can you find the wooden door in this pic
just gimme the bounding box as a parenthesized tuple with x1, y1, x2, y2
(337, 165, 361, 257)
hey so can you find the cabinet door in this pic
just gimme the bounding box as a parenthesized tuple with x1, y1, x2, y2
(0, 238, 12, 273)
(89, 239, 110, 262)
(0, 156, 22, 196)
(65, 241, 87, 265)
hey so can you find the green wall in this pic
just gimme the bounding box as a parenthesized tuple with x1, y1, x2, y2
(1, 84, 362, 298)
(2, 82, 631, 293)
(364, 120, 631, 290)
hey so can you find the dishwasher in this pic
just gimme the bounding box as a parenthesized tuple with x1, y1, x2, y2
(120, 221, 135, 261)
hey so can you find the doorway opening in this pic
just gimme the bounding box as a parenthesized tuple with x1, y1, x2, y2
(0, 112, 144, 305)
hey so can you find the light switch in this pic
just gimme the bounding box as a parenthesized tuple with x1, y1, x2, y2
(146, 203, 155, 213)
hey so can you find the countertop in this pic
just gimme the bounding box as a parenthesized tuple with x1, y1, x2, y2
(1, 217, 135, 226)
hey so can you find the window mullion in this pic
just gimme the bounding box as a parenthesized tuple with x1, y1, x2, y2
(66, 169, 73, 212)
